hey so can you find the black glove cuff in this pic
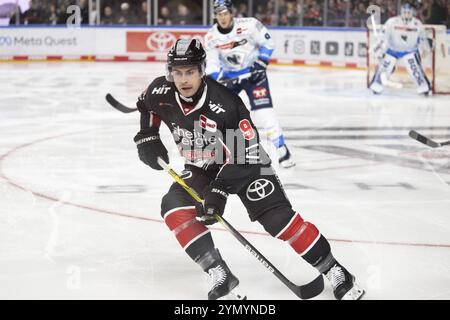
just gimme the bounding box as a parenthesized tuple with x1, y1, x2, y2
(135, 135, 160, 146)
(255, 58, 268, 69)
(209, 179, 229, 197)
(134, 132, 160, 146)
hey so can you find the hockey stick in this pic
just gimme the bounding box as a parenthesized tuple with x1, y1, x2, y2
(409, 130, 450, 148)
(105, 93, 137, 113)
(156, 157, 324, 300)
(219, 72, 254, 87)
(105, 72, 264, 114)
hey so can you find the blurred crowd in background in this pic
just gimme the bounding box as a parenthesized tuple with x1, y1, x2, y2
(1, 0, 449, 27)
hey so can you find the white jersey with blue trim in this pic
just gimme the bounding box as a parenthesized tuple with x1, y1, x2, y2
(383, 16, 428, 53)
(204, 17, 274, 78)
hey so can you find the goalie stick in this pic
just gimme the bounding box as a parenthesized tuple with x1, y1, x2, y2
(156, 157, 325, 300)
(409, 130, 450, 148)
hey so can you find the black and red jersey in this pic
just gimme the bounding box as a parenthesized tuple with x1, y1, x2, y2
(137, 76, 271, 193)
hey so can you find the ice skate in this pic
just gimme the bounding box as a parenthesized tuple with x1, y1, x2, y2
(325, 263, 365, 300)
(278, 145, 296, 169)
(206, 260, 246, 300)
(369, 80, 384, 94)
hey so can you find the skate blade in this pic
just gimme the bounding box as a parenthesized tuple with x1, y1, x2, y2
(341, 283, 365, 300)
(218, 286, 247, 300)
(280, 160, 296, 169)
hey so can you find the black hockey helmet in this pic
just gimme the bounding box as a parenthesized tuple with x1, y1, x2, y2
(213, 0, 233, 14)
(166, 38, 206, 81)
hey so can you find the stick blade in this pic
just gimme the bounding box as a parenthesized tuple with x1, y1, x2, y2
(409, 130, 440, 148)
(105, 93, 137, 113)
(293, 274, 324, 300)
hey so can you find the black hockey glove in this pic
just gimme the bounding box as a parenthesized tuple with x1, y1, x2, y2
(218, 77, 238, 89)
(196, 181, 229, 225)
(133, 131, 169, 171)
(249, 58, 268, 83)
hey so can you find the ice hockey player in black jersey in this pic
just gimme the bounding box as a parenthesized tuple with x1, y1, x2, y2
(133, 38, 365, 300)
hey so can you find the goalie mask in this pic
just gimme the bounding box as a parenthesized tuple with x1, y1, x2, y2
(166, 39, 206, 82)
(400, 3, 415, 24)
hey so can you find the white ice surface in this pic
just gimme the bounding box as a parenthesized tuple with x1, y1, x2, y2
(0, 62, 449, 300)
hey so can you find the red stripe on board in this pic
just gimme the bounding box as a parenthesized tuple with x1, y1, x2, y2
(320, 61, 332, 67)
(293, 59, 306, 65)
(47, 56, 63, 60)
(113, 56, 130, 62)
(13, 56, 28, 61)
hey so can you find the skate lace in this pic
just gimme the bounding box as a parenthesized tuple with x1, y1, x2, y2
(326, 265, 346, 290)
(208, 265, 227, 291)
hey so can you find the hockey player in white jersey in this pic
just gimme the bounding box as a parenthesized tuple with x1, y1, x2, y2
(205, 0, 295, 168)
(369, 3, 432, 95)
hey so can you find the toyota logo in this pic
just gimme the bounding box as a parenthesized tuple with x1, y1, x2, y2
(146, 32, 177, 51)
(246, 179, 275, 202)
(0, 36, 12, 46)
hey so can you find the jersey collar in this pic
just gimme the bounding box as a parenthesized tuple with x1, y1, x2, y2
(217, 19, 234, 34)
(175, 84, 208, 116)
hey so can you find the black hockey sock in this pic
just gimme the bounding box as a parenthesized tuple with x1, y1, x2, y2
(186, 232, 217, 269)
(301, 235, 335, 273)
(195, 247, 223, 272)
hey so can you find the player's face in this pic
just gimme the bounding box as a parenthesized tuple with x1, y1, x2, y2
(216, 10, 233, 29)
(172, 66, 202, 97)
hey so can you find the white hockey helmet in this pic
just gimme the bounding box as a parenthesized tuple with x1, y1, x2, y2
(213, 0, 233, 14)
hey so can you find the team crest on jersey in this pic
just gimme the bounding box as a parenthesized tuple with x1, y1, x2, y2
(200, 115, 217, 133)
(252, 87, 268, 99)
(239, 119, 255, 140)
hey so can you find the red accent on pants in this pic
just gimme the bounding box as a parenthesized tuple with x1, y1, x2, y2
(277, 214, 320, 255)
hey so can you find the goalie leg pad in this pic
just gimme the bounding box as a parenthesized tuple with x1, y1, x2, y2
(403, 52, 431, 94)
(370, 53, 397, 92)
